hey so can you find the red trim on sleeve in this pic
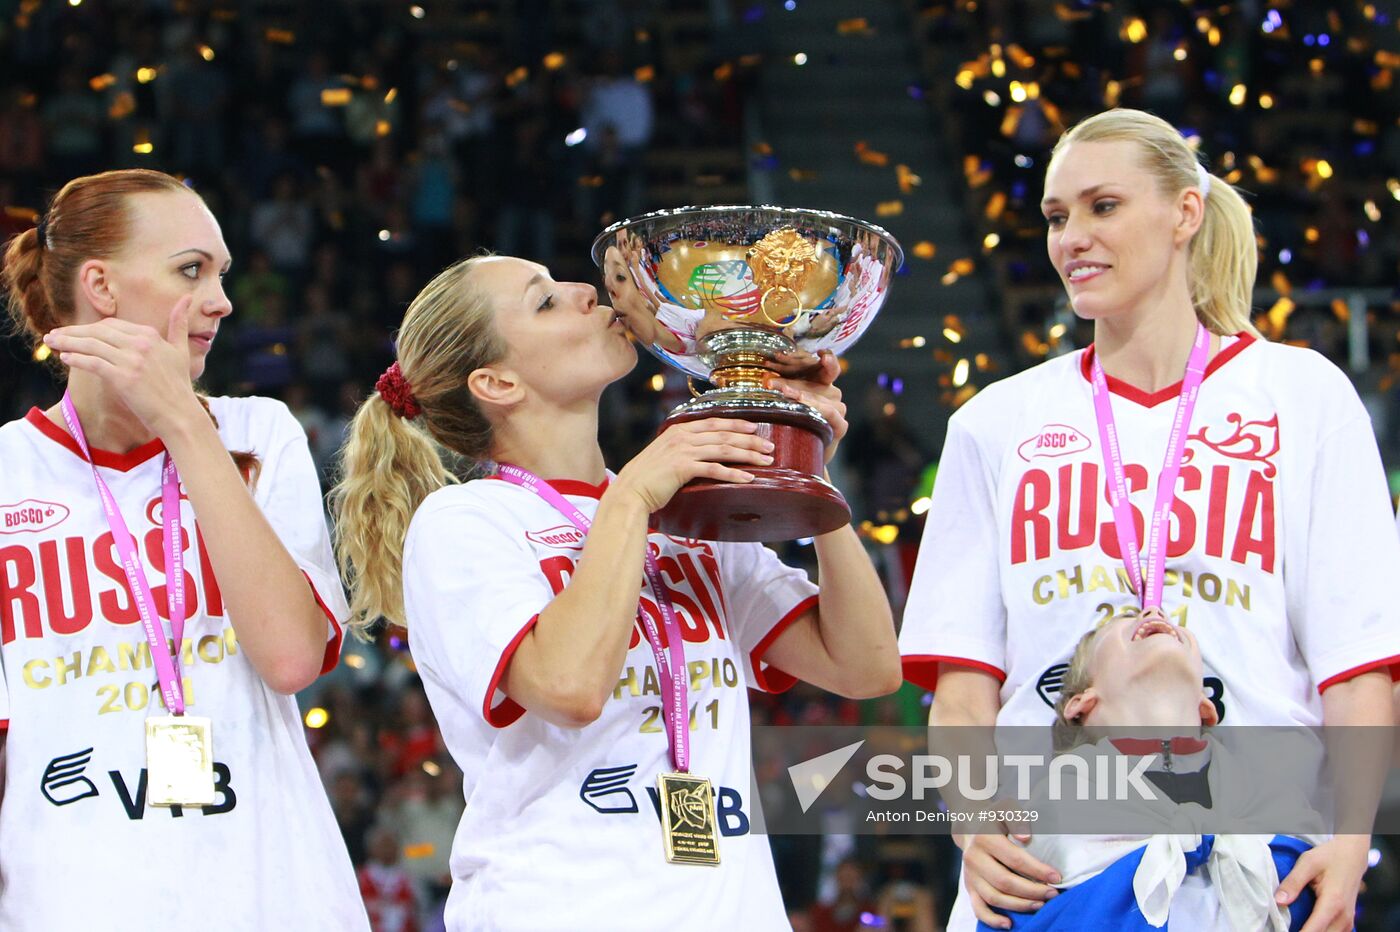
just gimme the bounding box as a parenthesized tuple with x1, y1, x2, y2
(1317, 655, 1400, 694)
(301, 572, 345, 676)
(0, 720, 8, 731)
(749, 595, 820, 694)
(901, 655, 1007, 692)
(1079, 333, 1255, 408)
(483, 614, 540, 728)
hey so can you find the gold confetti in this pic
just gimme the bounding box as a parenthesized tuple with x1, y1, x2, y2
(505, 66, 529, 87)
(132, 128, 153, 155)
(836, 18, 871, 35)
(875, 200, 904, 217)
(912, 241, 937, 260)
(950, 258, 975, 276)
(1331, 298, 1350, 323)
(1364, 200, 1381, 222)
(634, 65, 655, 82)
(985, 191, 1006, 219)
(136, 66, 158, 84)
(264, 28, 295, 45)
(855, 142, 890, 167)
(896, 164, 922, 193)
(713, 62, 733, 81)
(1259, 93, 1274, 109)
(752, 142, 773, 156)
(375, 119, 391, 137)
(1121, 17, 1147, 43)
(321, 88, 352, 106)
(385, 87, 398, 104)
(982, 232, 1000, 251)
(952, 359, 970, 387)
(198, 44, 215, 62)
(1006, 44, 1035, 69)
(108, 91, 136, 120)
(943, 328, 962, 343)
(1228, 84, 1246, 107)
(543, 52, 566, 71)
(89, 73, 117, 91)
(1304, 226, 1319, 244)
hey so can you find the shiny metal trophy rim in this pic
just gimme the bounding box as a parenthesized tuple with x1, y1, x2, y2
(590, 204, 904, 268)
(591, 204, 904, 390)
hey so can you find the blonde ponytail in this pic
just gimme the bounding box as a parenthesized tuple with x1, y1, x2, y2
(331, 395, 457, 632)
(1051, 108, 1261, 337)
(332, 255, 504, 635)
(1188, 178, 1257, 336)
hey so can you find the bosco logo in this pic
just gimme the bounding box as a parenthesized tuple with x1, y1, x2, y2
(0, 500, 71, 534)
(526, 525, 587, 550)
(1017, 424, 1092, 462)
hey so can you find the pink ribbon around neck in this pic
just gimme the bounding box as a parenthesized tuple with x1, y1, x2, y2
(496, 464, 692, 773)
(1087, 323, 1210, 613)
(60, 392, 188, 715)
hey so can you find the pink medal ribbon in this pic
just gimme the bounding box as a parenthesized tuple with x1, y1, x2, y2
(496, 464, 692, 773)
(60, 392, 188, 715)
(1088, 323, 1210, 615)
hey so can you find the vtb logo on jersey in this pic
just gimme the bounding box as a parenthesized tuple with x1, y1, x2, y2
(1018, 425, 1092, 462)
(0, 500, 71, 535)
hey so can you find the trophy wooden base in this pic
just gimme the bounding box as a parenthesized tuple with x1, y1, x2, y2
(653, 406, 850, 542)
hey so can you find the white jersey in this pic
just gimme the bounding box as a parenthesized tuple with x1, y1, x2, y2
(403, 476, 819, 932)
(0, 399, 368, 931)
(899, 336, 1400, 930)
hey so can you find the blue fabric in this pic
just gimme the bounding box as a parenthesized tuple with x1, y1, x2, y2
(978, 835, 1316, 931)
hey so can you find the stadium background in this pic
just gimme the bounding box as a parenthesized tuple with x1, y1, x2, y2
(3, 0, 1399, 928)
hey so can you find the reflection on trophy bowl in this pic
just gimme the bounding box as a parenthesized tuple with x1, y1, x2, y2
(592, 205, 903, 541)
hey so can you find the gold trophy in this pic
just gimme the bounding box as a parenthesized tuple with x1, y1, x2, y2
(594, 206, 902, 542)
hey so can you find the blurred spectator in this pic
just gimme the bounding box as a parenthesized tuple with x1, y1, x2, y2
(331, 769, 377, 868)
(41, 68, 103, 178)
(809, 859, 880, 932)
(358, 825, 420, 932)
(250, 173, 317, 277)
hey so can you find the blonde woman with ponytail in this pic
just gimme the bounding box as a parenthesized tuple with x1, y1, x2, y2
(333, 254, 901, 931)
(0, 170, 367, 930)
(899, 109, 1400, 930)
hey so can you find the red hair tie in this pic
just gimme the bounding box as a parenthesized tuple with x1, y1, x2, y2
(375, 361, 421, 419)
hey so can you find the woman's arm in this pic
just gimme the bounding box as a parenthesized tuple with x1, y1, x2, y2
(1275, 670, 1393, 932)
(501, 418, 774, 728)
(756, 352, 900, 697)
(933, 667, 1060, 930)
(755, 516, 901, 699)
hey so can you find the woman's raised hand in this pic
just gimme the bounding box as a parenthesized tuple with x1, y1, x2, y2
(43, 296, 201, 437)
(612, 417, 774, 514)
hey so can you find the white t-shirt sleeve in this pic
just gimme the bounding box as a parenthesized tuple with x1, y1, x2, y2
(403, 494, 557, 727)
(253, 401, 349, 674)
(899, 414, 1008, 691)
(1288, 407, 1400, 692)
(716, 541, 819, 693)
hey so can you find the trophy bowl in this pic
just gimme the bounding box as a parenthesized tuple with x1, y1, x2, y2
(592, 205, 903, 542)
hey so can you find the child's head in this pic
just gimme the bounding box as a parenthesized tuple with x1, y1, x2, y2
(1052, 612, 1218, 752)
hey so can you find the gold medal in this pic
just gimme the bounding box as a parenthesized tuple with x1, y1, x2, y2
(657, 772, 721, 865)
(145, 715, 215, 807)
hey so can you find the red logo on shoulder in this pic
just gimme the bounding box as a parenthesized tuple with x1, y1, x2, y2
(1017, 424, 1092, 462)
(526, 525, 587, 550)
(0, 500, 71, 534)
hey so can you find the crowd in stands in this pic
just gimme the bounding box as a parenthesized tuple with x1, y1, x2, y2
(4, 1, 1400, 928)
